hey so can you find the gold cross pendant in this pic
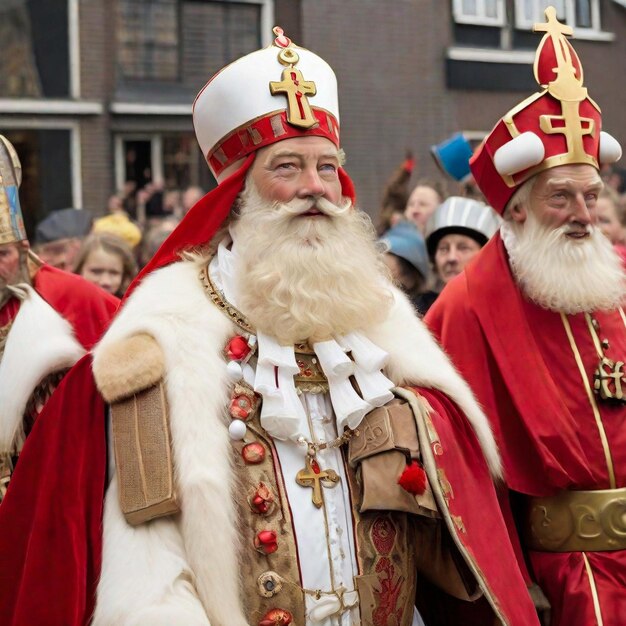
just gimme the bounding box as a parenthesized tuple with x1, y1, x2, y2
(295, 453, 340, 508)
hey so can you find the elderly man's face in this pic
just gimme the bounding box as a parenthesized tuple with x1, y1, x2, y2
(36, 237, 82, 271)
(0, 242, 22, 284)
(249, 136, 342, 206)
(513, 164, 603, 239)
(434, 233, 481, 284)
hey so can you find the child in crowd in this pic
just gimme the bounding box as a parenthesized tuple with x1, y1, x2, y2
(73, 232, 137, 297)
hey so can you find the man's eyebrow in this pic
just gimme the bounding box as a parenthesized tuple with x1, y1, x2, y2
(268, 150, 340, 161)
(546, 177, 603, 190)
(268, 151, 302, 160)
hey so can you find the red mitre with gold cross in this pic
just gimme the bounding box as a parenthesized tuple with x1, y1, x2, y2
(125, 28, 353, 297)
(470, 6, 622, 215)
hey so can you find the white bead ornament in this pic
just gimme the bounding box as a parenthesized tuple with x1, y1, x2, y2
(226, 360, 243, 381)
(228, 419, 247, 440)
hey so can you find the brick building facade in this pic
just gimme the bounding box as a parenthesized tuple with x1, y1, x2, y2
(0, 0, 624, 237)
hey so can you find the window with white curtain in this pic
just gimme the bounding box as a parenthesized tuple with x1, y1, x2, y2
(452, 0, 506, 26)
(514, 0, 601, 31)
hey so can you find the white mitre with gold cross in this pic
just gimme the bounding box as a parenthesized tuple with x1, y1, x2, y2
(193, 27, 340, 181)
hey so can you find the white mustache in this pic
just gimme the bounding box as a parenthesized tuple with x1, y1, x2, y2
(561, 223, 593, 236)
(278, 196, 352, 218)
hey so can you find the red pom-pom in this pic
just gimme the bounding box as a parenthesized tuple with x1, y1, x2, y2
(397, 460, 427, 495)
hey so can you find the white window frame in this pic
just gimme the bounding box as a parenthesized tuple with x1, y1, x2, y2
(114, 134, 164, 193)
(0, 117, 84, 208)
(452, 0, 507, 26)
(514, 0, 603, 35)
(231, 0, 274, 45)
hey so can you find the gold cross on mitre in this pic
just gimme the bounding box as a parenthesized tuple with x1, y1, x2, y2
(533, 7, 594, 162)
(269, 27, 318, 129)
(296, 453, 340, 508)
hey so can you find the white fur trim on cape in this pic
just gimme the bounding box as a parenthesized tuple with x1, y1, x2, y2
(0, 285, 84, 453)
(92, 261, 500, 625)
(365, 286, 501, 477)
(93, 261, 246, 626)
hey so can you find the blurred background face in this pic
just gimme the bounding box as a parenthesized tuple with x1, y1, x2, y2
(0, 242, 21, 284)
(36, 238, 82, 271)
(434, 233, 481, 284)
(404, 185, 441, 232)
(596, 196, 624, 244)
(0, 242, 31, 308)
(80, 247, 123, 294)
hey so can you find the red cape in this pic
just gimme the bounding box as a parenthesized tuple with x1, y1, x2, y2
(411, 387, 539, 626)
(0, 357, 106, 626)
(426, 234, 596, 495)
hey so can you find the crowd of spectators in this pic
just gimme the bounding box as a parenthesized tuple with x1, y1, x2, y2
(32, 182, 206, 298)
(377, 157, 626, 317)
(29, 160, 626, 306)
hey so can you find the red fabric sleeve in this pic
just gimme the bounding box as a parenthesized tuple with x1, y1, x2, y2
(34, 265, 119, 349)
(0, 357, 106, 626)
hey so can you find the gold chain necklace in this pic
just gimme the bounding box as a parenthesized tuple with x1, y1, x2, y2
(199, 262, 255, 335)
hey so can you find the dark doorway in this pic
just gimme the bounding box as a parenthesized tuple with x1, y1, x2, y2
(124, 140, 152, 189)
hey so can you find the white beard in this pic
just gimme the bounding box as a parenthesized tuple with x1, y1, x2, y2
(501, 211, 626, 314)
(230, 181, 393, 345)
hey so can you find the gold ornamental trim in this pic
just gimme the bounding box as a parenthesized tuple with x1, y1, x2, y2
(199, 262, 255, 335)
(560, 313, 616, 488)
(393, 387, 508, 625)
(525, 487, 626, 553)
(582, 552, 605, 625)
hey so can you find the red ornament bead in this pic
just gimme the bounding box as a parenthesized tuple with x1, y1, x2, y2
(225, 335, 251, 361)
(311, 459, 321, 475)
(254, 530, 278, 554)
(242, 442, 266, 464)
(250, 482, 275, 515)
(230, 393, 253, 420)
(259, 608, 293, 626)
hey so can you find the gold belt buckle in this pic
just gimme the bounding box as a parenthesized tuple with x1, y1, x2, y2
(524, 487, 626, 552)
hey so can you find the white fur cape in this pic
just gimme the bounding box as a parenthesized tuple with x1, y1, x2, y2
(92, 260, 499, 626)
(0, 286, 84, 453)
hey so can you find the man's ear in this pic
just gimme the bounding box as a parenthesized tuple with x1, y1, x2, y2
(509, 202, 528, 224)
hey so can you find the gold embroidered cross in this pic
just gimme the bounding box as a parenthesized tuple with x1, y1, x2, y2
(270, 67, 317, 129)
(594, 357, 626, 402)
(533, 7, 593, 160)
(296, 454, 340, 508)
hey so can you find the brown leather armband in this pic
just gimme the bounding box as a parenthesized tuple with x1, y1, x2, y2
(111, 381, 180, 525)
(348, 398, 438, 517)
